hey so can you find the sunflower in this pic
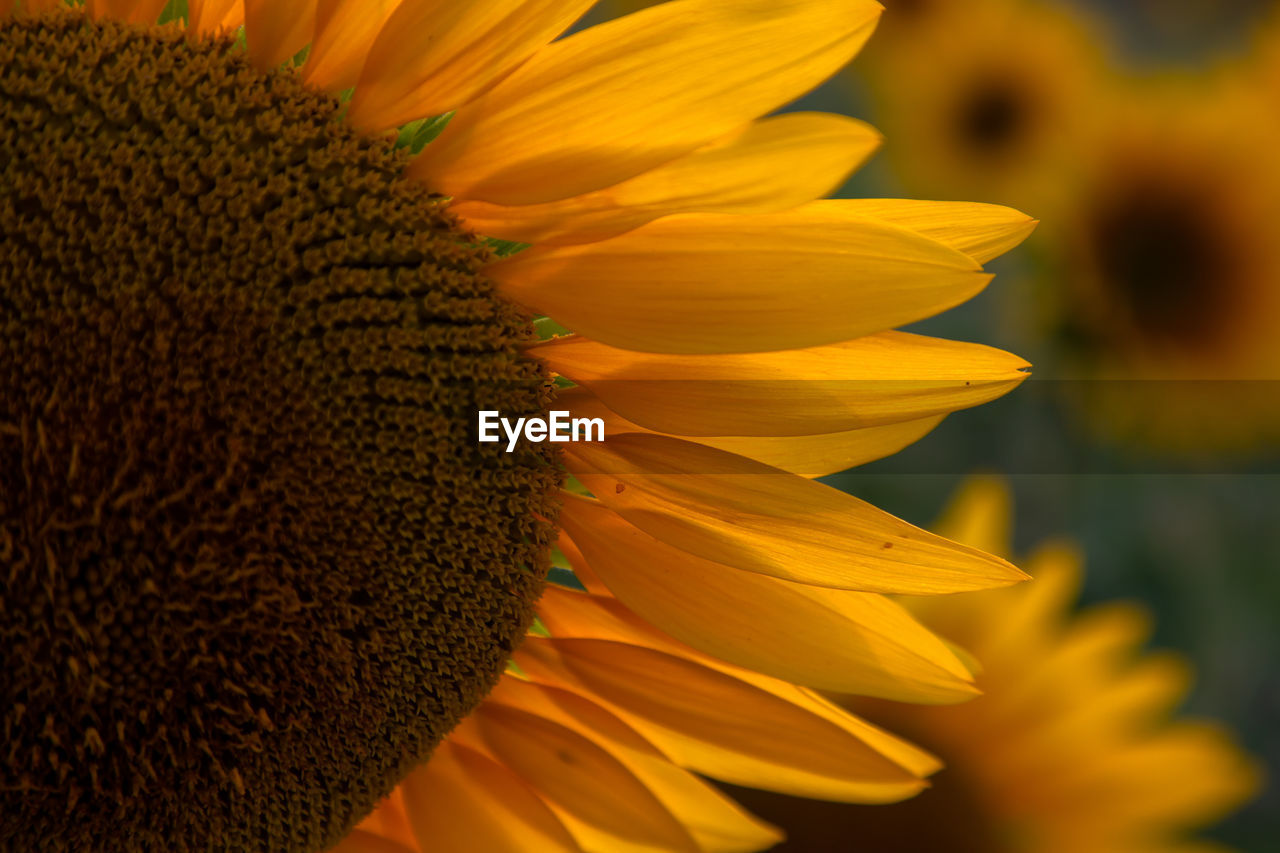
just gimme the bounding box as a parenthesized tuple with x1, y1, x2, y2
(1044, 77, 1280, 453)
(854, 0, 1110, 212)
(721, 478, 1262, 853)
(1, 1, 1035, 850)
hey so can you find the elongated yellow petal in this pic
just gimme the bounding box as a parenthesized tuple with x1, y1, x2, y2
(411, 0, 881, 204)
(397, 739, 581, 853)
(536, 331, 1029, 435)
(243, 0, 317, 70)
(704, 418, 944, 478)
(484, 678, 783, 853)
(328, 830, 416, 853)
(347, 0, 597, 133)
(187, 0, 244, 36)
(86, 0, 167, 24)
(490, 205, 989, 354)
(534, 585, 942, 779)
(564, 435, 1027, 593)
(517, 636, 930, 804)
(453, 113, 880, 246)
(561, 496, 977, 702)
(838, 199, 1038, 263)
(303, 0, 401, 93)
(558, 386, 943, 477)
(468, 702, 701, 852)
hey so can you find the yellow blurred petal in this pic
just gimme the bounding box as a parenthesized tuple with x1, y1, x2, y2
(486, 679, 783, 853)
(516, 636, 931, 803)
(398, 739, 581, 853)
(453, 112, 881, 246)
(243, 0, 317, 70)
(1056, 723, 1262, 830)
(469, 701, 701, 852)
(841, 199, 1038, 264)
(347, 0, 596, 133)
(560, 496, 978, 702)
(490, 205, 990, 354)
(86, 0, 167, 24)
(327, 830, 417, 853)
(560, 385, 943, 478)
(564, 434, 1028, 593)
(932, 475, 1014, 558)
(992, 603, 1153, 722)
(536, 331, 1029, 435)
(411, 0, 881, 204)
(303, 0, 401, 93)
(187, 0, 244, 36)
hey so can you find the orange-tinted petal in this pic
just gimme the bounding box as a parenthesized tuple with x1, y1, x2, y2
(453, 112, 880, 245)
(411, 0, 882, 204)
(347, 0, 597, 133)
(560, 497, 978, 702)
(490, 205, 988, 354)
(398, 739, 581, 853)
(535, 332, 1029, 435)
(244, 0, 317, 70)
(563, 435, 1027, 593)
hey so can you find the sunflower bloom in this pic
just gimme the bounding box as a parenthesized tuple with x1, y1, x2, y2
(854, 0, 1110, 212)
(1, 1, 1033, 850)
(740, 479, 1260, 853)
(1045, 78, 1280, 453)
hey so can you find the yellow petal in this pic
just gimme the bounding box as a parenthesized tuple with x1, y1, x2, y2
(468, 702, 701, 852)
(535, 331, 1030, 435)
(244, 0, 317, 71)
(703, 418, 944, 478)
(303, 0, 402, 93)
(559, 386, 943, 478)
(328, 829, 417, 853)
(86, 0, 167, 24)
(516, 635, 932, 803)
(561, 496, 977, 702)
(563, 434, 1028, 593)
(397, 739, 581, 853)
(347, 0, 597, 133)
(485, 678, 783, 853)
(534, 585, 941, 777)
(453, 112, 881, 246)
(187, 0, 244, 36)
(490, 205, 990, 354)
(839, 199, 1038, 263)
(410, 0, 881, 204)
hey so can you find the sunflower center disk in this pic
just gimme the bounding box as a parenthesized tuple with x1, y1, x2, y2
(0, 12, 558, 851)
(1089, 186, 1234, 348)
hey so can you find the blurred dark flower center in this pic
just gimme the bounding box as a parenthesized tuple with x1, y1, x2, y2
(955, 78, 1027, 155)
(1089, 186, 1237, 349)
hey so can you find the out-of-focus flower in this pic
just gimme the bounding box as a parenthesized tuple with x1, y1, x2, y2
(854, 0, 1111, 211)
(1045, 80, 1280, 452)
(724, 477, 1262, 852)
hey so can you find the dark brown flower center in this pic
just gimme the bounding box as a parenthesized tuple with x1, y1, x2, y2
(1, 11, 558, 851)
(1087, 183, 1238, 350)
(954, 77, 1028, 156)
